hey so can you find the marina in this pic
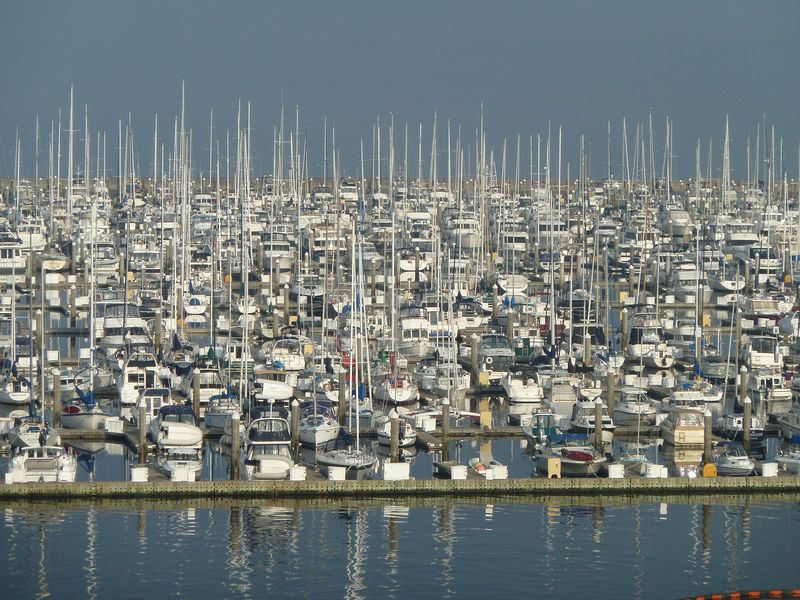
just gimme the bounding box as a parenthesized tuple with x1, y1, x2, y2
(2, 98, 800, 499)
(3, 1, 799, 597)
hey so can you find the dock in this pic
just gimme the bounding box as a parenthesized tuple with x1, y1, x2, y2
(1, 474, 798, 501)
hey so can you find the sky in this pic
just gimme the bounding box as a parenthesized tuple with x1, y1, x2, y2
(1, 0, 798, 182)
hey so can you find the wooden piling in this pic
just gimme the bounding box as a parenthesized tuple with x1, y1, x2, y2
(192, 371, 201, 418)
(594, 399, 603, 450)
(739, 366, 748, 414)
(389, 408, 399, 463)
(583, 333, 591, 369)
(118, 253, 125, 283)
(470, 334, 479, 386)
(338, 370, 346, 426)
(744, 261, 751, 294)
(743, 396, 752, 454)
(441, 399, 450, 461)
(138, 399, 147, 464)
(627, 265, 635, 299)
(52, 368, 61, 428)
(703, 410, 713, 466)
(290, 399, 300, 458)
(620, 308, 628, 353)
(69, 284, 77, 325)
(283, 284, 290, 324)
(230, 413, 240, 480)
(155, 311, 162, 355)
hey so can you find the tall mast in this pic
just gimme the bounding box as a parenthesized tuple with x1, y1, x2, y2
(67, 84, 74, 227)
(208, 108, 213, 193)
(34, 113, 40, 199)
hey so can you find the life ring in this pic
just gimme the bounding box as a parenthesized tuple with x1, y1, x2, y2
(485, 356, 493, 365)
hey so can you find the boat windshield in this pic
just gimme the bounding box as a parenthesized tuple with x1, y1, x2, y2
(675, 412, 703, 427)
(163, 413, 195, 425)
(749, 337, 776, 354)
(252, 444, 290, 457)
(480, 335, 512, 350)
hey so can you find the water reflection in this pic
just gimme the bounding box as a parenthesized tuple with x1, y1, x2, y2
(434, 504, 456, 599)
(0, 498, 797, 599)
(84, 506, 98, 600)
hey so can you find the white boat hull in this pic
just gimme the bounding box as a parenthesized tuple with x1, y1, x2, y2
(299, 422, 340, 448)
(152, 422, 203, 450)
(60, 411, 110, 430)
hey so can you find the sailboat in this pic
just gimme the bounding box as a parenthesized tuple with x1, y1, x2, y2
(60, 389, 112, 430)
(316, 168, 375, 471)
(0, 241, 29, 406)
(7, 415, 60, 449)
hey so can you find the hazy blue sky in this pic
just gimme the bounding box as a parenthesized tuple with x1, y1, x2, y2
(2, 0, 798, 181)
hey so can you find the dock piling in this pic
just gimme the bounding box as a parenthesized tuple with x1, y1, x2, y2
(627, 265, 635, 299)
(338, 371, 346, 426)
(290, 399, 300, 457)
(594, 399, 603, 450)
(583, 333, 591, 369)
(155, 311, 162, 355)
(52, 368, 61, 428)
(389, 409, 399, 462)
(138, 399, 147, 464)
(605, 371, 616, 414)
(620, 308, 628, 353)
(739, 366, 748, 415)
(230, 413, 240, 480)
(441, 399, 450, 461)
(283, 284, 290, 324)
(744, 261, 751, 294)
(68, 284, 77, 325)
(743, 396, 752, 454)
(118, 253, 125, 283)
(192, 371, 201, 418)
(703, 410, 712, 466)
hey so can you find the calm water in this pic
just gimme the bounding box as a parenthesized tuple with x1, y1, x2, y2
(1, 497, 798, 600)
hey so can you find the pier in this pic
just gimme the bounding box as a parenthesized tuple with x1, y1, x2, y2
(2, 473, 798, 501)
